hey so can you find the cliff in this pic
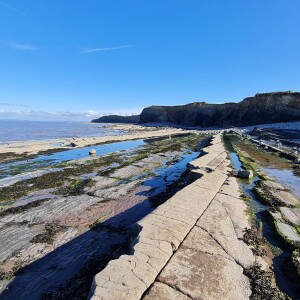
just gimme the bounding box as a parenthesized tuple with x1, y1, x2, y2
(91, 114, 140, 124)
(140, 92, 300, 127)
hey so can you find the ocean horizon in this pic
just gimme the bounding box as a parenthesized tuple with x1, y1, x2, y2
(0, 119, 118, 143)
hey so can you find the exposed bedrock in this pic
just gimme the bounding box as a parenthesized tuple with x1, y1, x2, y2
(139, 91, 300, 127)
(92, 115, 140, 124)
(89, 135, 261, 300)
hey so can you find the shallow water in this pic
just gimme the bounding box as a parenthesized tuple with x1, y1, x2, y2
(262, 168, 300, 198)
(0, 120, 124, 143)
(143, 151, 199, 195)
(229, 151, 299, 298)
(237, 141, 300, 199)
(238, 141, 291, 169)
(0, 139, 146, 179)
(230, 152, 266, 215)
(0, 146, 199, 299)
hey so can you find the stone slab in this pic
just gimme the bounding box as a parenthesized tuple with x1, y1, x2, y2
(143, 282, 190, 300)
(157, 248, 251, 300)
(196, 198, 254, 268)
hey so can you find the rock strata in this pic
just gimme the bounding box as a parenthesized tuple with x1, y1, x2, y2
(89, 134, 257, 300)
(139, 92, 300, 127)
(92, 115, 140, 124)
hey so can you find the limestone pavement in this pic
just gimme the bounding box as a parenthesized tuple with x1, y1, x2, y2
(89, 134, 257, 300)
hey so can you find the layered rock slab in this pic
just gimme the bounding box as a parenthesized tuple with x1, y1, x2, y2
(143, 282, 190, 300)
(89, 179, 220, 300)
(89, 134, 254, 300)
(156, 249, 251, 300)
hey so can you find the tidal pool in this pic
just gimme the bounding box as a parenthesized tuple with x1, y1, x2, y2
(229, 149, 299, 298)
(0, 139, 146, 179)
(237, 140, 300, 200)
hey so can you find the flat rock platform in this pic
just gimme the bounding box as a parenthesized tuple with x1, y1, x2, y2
(89, 134, 256, 300)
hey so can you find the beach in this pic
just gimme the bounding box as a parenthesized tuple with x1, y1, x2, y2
(0, 122, 300, 299)
(0, 124, 212, 156)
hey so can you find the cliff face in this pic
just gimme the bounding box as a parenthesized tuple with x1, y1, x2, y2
(139, 92, 300, 127)
(91, 114, 140, 124)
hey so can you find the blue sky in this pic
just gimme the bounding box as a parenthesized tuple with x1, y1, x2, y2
(0, 0, 299, 120)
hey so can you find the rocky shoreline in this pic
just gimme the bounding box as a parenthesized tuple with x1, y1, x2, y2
(0, 124, 200, 157)
(0, 133, 209, 299)
(0, 126, 299, 299)
(89, 135, 287, 300)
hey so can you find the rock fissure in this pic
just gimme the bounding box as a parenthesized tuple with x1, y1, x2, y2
(196, 225, 245, 269)
(215, 198, 240, 239)
(155, 279, 195, 300)
(152, 211, 193, 226)
(88, 134, 256, 300)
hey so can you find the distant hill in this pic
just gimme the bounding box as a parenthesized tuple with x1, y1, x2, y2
(91, 92, 300, 127)
(91, 114, 140, 124)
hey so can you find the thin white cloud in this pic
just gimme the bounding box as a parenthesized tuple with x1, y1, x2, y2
(0, 102, 31, 107)
(0, 108, 142, 121)
(5, 41, 37, 51)
(0, 1, 26, 16)
(80, 45, 132, 54)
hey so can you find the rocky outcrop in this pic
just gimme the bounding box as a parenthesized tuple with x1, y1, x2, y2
(91, 115, 140, 124)
(139, 92, 300, 127)
(88, 135, 258, 300)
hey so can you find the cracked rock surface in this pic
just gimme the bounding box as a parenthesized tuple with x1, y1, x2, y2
(89, 135, 255, 300)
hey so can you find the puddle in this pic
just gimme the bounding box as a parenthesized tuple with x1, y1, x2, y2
(0, 139, 146, 179)
(238, 141, 291, 169)
(237, 140, 300, 200)
(229, 151, 299, 298)
(0, 145, 200, 299)
(262, 168, 300, 198)
(230, 152, 266, 216)
(144, 152, 199, 196)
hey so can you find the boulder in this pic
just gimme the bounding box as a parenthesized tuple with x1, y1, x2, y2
(89, 149, 96, 155)
(294, 158, 300, 164)
(237, 170, 253, 179)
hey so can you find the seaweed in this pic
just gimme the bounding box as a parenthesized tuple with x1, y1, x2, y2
(0, 198, 51, 217)
(244, 263, 290, 300)
(30, 221, 68, 244)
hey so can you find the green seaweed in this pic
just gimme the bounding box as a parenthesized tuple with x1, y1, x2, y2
(0, 153, 123, 202)
(0, 134, 206, 202)
(30, 221, 68, 244)
(55, 178, 94, 196)
(263, 210, 297, 250)
(0, 198, 51, 217)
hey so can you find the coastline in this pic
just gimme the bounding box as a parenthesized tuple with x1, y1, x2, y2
(0, 124, 218, 156)
(0, 127, 299, 298)
(1, 120, 300, 156)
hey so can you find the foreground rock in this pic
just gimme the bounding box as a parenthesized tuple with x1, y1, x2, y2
(254, 180, 299, 207)
(268, 210, 300, 245)
(89, 135, 258, 300)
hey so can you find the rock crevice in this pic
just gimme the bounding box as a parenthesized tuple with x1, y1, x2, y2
(89, 134, 257, 300)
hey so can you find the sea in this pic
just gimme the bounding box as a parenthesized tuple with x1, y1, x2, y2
(0, 120, 122, 143)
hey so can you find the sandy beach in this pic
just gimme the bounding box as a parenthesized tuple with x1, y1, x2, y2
(0, 124, 213, 156)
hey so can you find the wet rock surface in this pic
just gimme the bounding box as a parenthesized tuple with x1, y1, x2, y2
(225, 132, 300, 298)
(89, 135, 266, 300)
(0, 134, 205, 299)
(254, 180, 299, 207)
